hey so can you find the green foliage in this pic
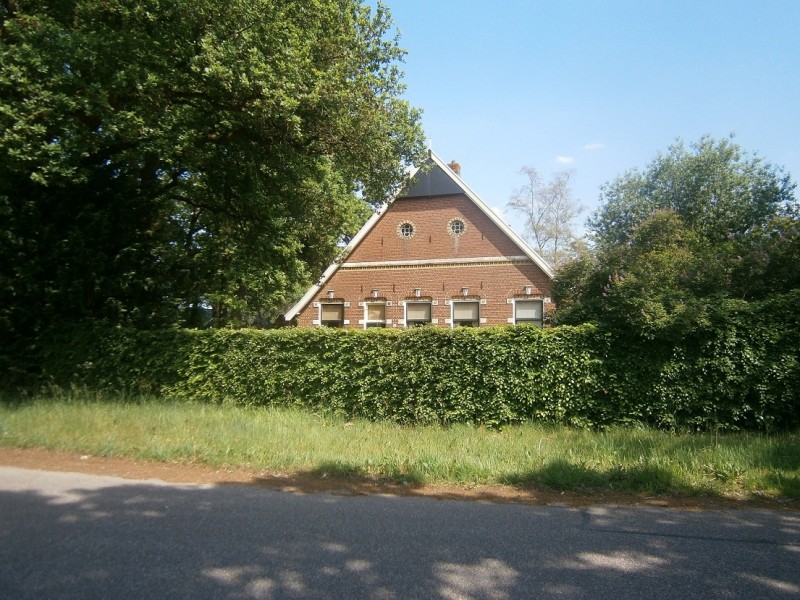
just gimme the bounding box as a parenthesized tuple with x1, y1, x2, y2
(727, 213, 800, 299)
(588, 136, 796, 249)
(556, 136, 798, 344)
(29, 324, 607, 428)
(552, 138, 798, 431)
(0, 0, 425, 346)
(24, 302, 800, 431)
(36, 323, 194, 395)
(600, 291, 800, 432)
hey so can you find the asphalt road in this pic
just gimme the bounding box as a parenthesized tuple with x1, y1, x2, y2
(1, 466, 798, 599)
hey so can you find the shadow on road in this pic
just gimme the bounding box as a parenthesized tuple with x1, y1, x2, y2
(1, 468, 799, 599)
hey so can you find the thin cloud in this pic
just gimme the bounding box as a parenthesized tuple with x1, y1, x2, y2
(583, 142, 605, 151)
(555, 156, 575, 164)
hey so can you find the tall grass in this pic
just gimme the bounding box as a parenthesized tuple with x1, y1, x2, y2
(1, 391, 798, 501)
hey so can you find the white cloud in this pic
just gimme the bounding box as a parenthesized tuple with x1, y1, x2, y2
(555, 156, 575, 164)
(583, 142, 605, 151)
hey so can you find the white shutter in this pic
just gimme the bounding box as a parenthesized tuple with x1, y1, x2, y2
(367, 303, 386, 321)
(453, 301, 479, 321)
(406, 302, 431, 321)
(515, 300, 542, 320)
(321, 304, 344, 321)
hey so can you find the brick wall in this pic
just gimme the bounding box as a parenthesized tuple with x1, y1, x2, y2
(295, 193, 554, 328)
(347, 195, 522, 262)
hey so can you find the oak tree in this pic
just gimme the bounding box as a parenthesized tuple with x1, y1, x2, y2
(0, 0, 425, 342)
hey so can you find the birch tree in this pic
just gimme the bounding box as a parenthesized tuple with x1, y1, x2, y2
(507, 167, 583, 269)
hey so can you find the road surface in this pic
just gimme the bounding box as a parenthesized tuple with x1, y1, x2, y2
(1, 466, 798, 599)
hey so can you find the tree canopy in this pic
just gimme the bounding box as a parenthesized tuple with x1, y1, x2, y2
(0, 0, 425, 342)
(555, 137, 799, 338)
(588, 136, 796, 249)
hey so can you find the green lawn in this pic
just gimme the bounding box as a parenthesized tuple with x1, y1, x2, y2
(1, 391, 798, 503)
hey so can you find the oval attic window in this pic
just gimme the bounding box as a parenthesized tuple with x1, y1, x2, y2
(398, 221, 415, 239)
(448, 218, 466, 236)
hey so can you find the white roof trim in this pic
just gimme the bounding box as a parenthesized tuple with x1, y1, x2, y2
(284, 150, 553, 321)
(284, 209, 382, 321)
(342, 256, 531, 269)
(285, 162, 433, 321)
(424, 152, 554, 279)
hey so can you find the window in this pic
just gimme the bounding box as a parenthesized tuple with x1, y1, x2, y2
(405, 301, 432, 326)
(448, 218, 466, 236)
(452, 301, 480, 327)
(320, 303, 344, 327)
(514, 299, 543, 326)
(397, 221, 415, 239)
(365, 302, 386, 328)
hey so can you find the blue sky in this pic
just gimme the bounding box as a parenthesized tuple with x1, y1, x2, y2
(379, 0, 800, 235)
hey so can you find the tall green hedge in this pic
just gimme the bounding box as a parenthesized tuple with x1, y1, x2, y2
(21, 290, 800, 430)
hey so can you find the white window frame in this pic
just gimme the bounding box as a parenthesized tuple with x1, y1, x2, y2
(448, 218, 466, 236)
(512, 298, 544, 327)
(404, 300, 433, 327)
(363, 302, 387, 329)
(397, 221, 416, 239)
(318, 302, 347, 327)
(450, 300, 480, 328)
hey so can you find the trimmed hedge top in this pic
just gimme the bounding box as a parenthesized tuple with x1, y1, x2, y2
(30, 292, 800, 431)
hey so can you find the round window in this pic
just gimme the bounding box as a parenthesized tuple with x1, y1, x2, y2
(448, 218, 466, 236)
(397, 221, 415, 239)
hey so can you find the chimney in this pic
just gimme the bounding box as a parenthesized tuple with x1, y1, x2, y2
(448, 160, 461, 176)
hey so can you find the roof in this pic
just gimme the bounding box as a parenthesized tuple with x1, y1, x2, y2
(284, 150, 554, 321)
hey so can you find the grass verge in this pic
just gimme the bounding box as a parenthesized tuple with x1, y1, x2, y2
(1, 391, 798, 503)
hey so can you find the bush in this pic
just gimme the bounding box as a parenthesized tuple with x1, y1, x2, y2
(599, 291, 800, 431)
(18, 292, 800, 431)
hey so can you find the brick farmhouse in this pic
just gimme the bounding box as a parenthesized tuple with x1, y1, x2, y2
(284, 151, 554, 328)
